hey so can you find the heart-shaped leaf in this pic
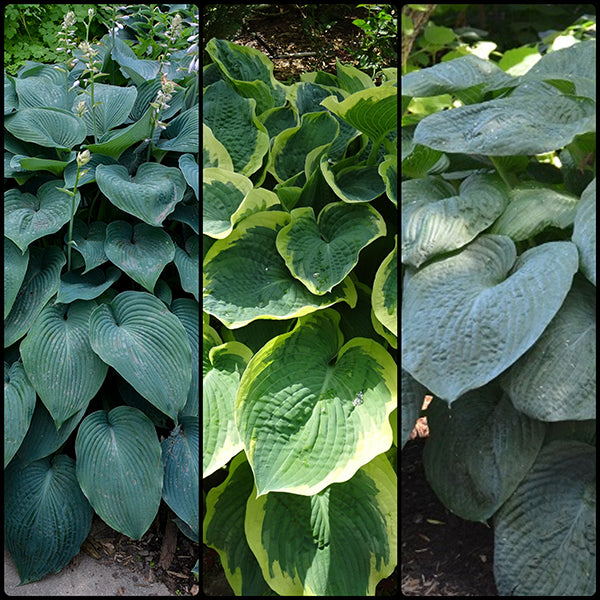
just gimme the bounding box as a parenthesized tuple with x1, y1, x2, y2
(20, 300, 108, 428)
(56, 265, 121, 304)
(276, 202, 386, 294)
(88, 291, 191, 422)
(174, 236, 199, 301)
(236, 309, 396, 496)
(5, 182, 80, 253)
(63, 220, 108, 274)
(5, 455, 93, 584)
(96, 163, 187, 226)
(572, 178, 596, 286)
(104, 221, 175, 292)
(75, 407, 162, 540)
(402, 235, 579, 402)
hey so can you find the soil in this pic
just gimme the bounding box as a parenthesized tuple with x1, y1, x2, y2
(401, 435, 498, 596)
(81, 502, 199, 596)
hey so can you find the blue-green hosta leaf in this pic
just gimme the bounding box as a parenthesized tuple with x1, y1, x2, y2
(96, 163, 187, 226)
(4, 361, 36, 467)
(372, 235, 397, 337)
(5, 182, 80, 253)
(156, 106, 199, 152)
(162, 417, 199, 538)
(236, 309, 396, 496)
(321, 86, 397, 144)
(203, 453, 277, 596)
(4, 238, 29, 318)
(423, 388, 546, 522)
(203, 332, 252, 477)
(203, 211, 357, 329)
(76, 83, 137, 138)
(572, 178, 596, 286)
(11, 155, 69, 177)
(5, 455, 93, 585)
(494, 441, 595, 596)
(490, 184, 579, 241)
(269, 111, 339, 183)
(402, 174, 509, 267)
(276, 203, 386, 294)
(414, 81, 596, 155)
(179, 153, 199, 200)
(244, 453, 397, 595)
(104, 221, 175, 292)
(20, 301, 108, 428)
(402, 235, 579, 403)
(75, 407, 162, 539)
(203, 79, 270, 176)
(500, 276, 596, 421)
(63, 220, 108, 274)
(4, 107, 86, 149)
(56, 265, 121, 304)
(89, 291, 191, 421)
(203, 167, 254, 239)
(4, 246, 65, 348)
(174, 236, 199, 301)
(111, 37, 160, 84)
(401, 369, 426, 450)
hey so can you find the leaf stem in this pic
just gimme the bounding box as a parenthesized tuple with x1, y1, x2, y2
(489, 156, 513, 189)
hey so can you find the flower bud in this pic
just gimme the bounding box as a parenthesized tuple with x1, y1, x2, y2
(77, 149, 91, 167)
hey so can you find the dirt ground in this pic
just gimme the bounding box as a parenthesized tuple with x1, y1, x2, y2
(401, 436, 498, 596)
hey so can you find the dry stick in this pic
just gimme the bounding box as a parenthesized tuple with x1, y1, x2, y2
(402, 4, 437, 69)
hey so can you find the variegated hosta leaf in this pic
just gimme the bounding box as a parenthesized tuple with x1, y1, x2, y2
(5, 183, 80, 253)
(20, 300, 108, 428)
(75, 407, 162, 540)
(4, 361, 36, 467)
(204, 211, 357, 329)
(203, 328, 252, 477)
(276, 203, 386, 294)
(203, 123, 234, 170)
(572, 178, 596, 286)
(236, 309, 396, 496)
(5, 455, 93, 585)
(402, 174, 509, 267)
(423, 387, 546, 522)
(104, 221, 175, 292)
(378, 154, 397, 205)
(500, 275, 596, 421)
(4, 107, 87, 149)
(402, 235, 579, 403)
(4, 246, 65, 348)
(203, 453, 276, 596)
(372, 235, 397, 337)
(203, 79, 270, 177)
(4, 238, 29, 319)
(89, 291, 192, 422)
(244, 453, 397, 596)
(162, 416, 199, 539)
(95, 163, 187, 226)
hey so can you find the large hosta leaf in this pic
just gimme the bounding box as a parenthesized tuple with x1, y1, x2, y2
(56, 265, 121, 304)
(572, 178, 596, 286)
(500, 276, 596, 421)
(64, 220, 108, 273)
(89, 291, 191, 422)
(75, 407, 162, 540)
(372, 236, 398, 337)
(4, 361, 36, 467)
(276, 203, 386, 294)
(104, 221, 175, 292)
(402, 235, 578, 402)
(414, 81, 595, 155)
(400, 368, 426, 450)
(5, 182, 80, 253)
(174, 236, 199, 301)
(236, 309, 396, 496)
(423, 387, 546, 522)
(494, 440, 595, 596)
(96, 163, 187, 226)
(5, 455, 93, 584)
(4, 238, 29, 318)
(244, 453, 397, 596)
(161, 416, 199, 539)
(20, 300, 108, 428)
(5, 107, 86, 149)
(203, 211, 357, 329)
(402, 174, 509, 267)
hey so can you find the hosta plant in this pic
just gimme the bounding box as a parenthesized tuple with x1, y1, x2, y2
(4, 5, 199, 585)
(203, 39, 398, 595)
(402, 40, 596, 595)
